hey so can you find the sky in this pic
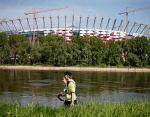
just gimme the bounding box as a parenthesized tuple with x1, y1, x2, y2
(0, 0, 150, 26)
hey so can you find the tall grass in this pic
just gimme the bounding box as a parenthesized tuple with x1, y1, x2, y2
(0, 101, 149, 117)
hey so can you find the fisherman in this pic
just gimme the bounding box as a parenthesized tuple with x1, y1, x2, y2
(57, 71, 77, 106)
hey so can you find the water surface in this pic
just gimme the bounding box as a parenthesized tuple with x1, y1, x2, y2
(0, 69, 150, 106)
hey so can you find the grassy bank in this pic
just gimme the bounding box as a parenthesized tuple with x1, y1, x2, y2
(0, 101, 149, 117)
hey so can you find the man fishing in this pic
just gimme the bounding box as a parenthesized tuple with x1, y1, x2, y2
(57, 71, 77, 106)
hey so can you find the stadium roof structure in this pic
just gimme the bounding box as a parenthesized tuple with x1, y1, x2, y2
(0, 15, 150, 38)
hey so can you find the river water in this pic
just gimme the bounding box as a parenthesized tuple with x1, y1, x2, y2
(0, 69, 150, 106)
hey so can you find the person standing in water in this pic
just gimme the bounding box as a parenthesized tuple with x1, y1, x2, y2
(58, 71, 77, 106)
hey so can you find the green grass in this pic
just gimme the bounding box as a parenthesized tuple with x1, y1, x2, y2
(0, 101, 150, 117)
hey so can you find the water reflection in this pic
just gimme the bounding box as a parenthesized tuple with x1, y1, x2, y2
(0, 70, 150, 106)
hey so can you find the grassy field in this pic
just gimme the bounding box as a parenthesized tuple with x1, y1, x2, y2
(0, 101, 149, 117)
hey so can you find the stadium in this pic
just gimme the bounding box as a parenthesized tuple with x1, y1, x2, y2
(0, 7, 150, 43)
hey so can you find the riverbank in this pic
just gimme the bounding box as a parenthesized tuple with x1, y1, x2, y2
(0, 65, 150, 72)
(0, 101, 149, 117)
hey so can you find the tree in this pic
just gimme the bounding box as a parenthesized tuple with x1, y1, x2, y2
(29, 45, 41, 64)
(9, 34, 30, 64)
(123, 37, 150, 67)
(89, 37, 106, 65)
(73, 36, 91, 66)
(0, 32, 10, 64)
(39, 34, 66, 66)
(103, 40, 123, 66)
(0, 32, 149, 67)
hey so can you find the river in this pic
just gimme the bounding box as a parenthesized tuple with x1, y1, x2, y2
(0, 69, 150, 106)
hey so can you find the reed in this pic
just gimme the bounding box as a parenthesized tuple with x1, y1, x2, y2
(0, 101, 149, 117)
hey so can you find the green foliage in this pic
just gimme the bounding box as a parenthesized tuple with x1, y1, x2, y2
(89, 37, 106, 65)
(0, 32, 9, 64)
(0, 32, 8, 47)
(9, 34, 30, 64)
(0, 32, 149, 67)
(0, 101, 149, 117)
(103, 40, 123, 66)
(122, 37, 150, 67)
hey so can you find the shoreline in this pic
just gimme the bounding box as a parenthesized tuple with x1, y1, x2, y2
(0, 65, 150, 72)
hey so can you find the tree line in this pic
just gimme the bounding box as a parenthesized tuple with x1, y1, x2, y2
(0, 32, 150, 67)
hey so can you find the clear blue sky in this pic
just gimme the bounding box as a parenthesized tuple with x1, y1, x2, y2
(0, 0, 150, 25)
